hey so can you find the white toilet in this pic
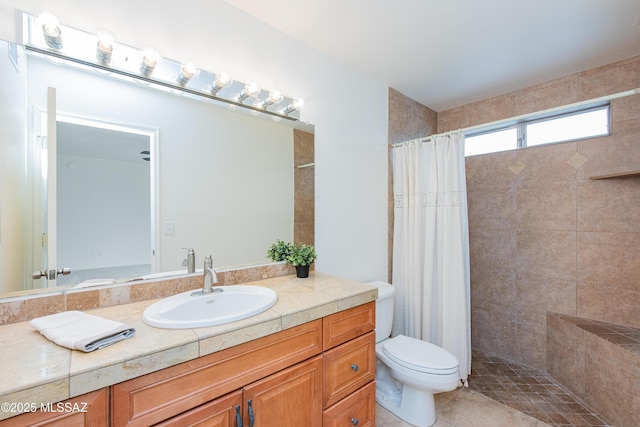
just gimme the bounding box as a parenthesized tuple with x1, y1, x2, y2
(368, 281, 459, 427)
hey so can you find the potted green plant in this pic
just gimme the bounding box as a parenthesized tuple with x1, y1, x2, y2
(287, 243, 317, 278)
(266, 240, 293, 262)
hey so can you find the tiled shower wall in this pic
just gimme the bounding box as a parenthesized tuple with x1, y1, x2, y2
(293, 129, 315, 246)
(435, 55, 640, 370)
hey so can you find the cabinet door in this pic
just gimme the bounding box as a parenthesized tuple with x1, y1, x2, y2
(243, 355, 322, 427)
(155, 390, 243, 427)
(0, 388, 108, 427)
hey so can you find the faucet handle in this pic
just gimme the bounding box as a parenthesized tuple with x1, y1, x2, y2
(204, 255, 213, 269)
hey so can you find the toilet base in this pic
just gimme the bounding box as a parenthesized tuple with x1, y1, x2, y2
(376, 381, 436, 427)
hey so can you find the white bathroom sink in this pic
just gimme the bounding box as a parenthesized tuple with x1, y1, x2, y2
(143, 285, 278, 329)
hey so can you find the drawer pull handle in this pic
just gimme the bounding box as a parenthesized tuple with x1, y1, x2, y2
(351, 417, 359, 425)
(351, 364, 359, 372)
(235, 405, 243, 427)
(248, 399, 255, 427)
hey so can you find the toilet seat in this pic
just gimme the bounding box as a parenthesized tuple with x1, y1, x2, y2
(382, 335, 458, 375)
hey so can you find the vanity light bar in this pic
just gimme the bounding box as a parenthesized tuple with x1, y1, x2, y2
(23, 12, 303, 121)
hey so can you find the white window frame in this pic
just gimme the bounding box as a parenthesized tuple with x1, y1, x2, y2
(464, 104, 610, 157)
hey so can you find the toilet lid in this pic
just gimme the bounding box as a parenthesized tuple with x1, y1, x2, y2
(382, 335, 459, 375)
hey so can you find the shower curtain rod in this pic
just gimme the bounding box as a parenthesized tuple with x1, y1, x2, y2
(391, 87, 640, 148)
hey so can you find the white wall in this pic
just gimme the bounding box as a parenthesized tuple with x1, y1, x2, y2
(0, 0, 390, 283)
(0, 41, 27, 292)
(57, 153, 151, 270)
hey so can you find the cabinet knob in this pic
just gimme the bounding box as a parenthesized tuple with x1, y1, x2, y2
(351, 364, 359, 372)
(351, 418, 359, 426)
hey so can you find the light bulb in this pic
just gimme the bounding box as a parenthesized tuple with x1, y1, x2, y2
(278, 98, 305, 115)
(245, 82, 261, 98)
(232, 82, 261, 103)
(37, 12, 63, 50)
(215, 73, 233, 89)
(95, 32, 114, 65)
(176, 62, 198, 86)
(140, 47, 161, 76)
(268, 90, 284, 105)
(255, 89, 284, 109)
(208, 73, 233, 95)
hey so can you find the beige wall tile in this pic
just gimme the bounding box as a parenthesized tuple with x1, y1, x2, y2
(471, 268, 517, 313)
(578, 126, 640, 179)
(577, 178, 640, 232)
(516, 276, 576, 324)
(388, 87, 437, 145)
(584, 334, 640, 427)
(465, 150, 519, 187)
(516, 230, 576, 281)
(546, 318, 585, 397)
(577, 57, 640, 101)
(517, 182, 576, 230)
(468, 184, 517, 230)
(611, 93, 640, 123)
(293, 129, 314, 246)
(66, 290, 100, 311)
(470, 227, 516, 274)
(471, 308, 517, 360)
(437, 104, 470, 133)
(516, 76, 579, 115)
(515, 319, 546, 370)
(516, 142, 578, 183)
(577, 232, 640, 286)
(469, 94, 518, 127)
(577, 282, 640, 328)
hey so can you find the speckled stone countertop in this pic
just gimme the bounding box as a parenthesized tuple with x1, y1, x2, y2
(0, 272, 377, 420)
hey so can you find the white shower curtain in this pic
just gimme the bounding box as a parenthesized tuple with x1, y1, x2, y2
(391, 133, 471, 383)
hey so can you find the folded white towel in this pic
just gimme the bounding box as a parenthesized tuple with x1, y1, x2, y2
(30, 311, 135, 352)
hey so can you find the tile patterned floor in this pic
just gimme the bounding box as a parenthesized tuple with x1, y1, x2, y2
(468, 351, 613, 426)
(376, 386, 550, 427)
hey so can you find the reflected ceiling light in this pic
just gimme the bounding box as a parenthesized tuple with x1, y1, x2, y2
(140, 47, 160, 76)
(176, 62, 198, 86)
(232, 82, 261, 103)
(206, 73, 233, 95)
(95, 31, 114, 65)
(278, 99, 304, 115)
(37, 12, 63, 50)
(254, 90, 284, 109)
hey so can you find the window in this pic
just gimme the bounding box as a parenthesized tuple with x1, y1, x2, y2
(465, 105, 610, 157)
(465, 127, 518, 156)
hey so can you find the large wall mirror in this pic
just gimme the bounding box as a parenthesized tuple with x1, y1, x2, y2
(0, 39, 314, 296)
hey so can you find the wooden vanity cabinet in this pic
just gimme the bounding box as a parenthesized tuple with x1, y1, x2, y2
(111, 320, 323, 427)
(3, 301, 376, 427)
(0, 388, 109, 427)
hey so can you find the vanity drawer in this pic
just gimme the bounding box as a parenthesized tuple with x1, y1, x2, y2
(323, 301, 375, 350)
(323, 380, 375, 427)
(323, 331, 376, 408)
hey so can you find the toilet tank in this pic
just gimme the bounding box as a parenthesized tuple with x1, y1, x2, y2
(367, 281, 395, 343)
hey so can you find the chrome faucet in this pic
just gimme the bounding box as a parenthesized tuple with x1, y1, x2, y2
(202, 255, 219, 294)
(182, 248, 196, 274)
